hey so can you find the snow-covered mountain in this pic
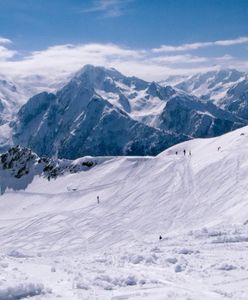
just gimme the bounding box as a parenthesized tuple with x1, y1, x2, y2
(0, 145, 109, 194)
(158, 93, 244, 137)
(218, 79, 248, 120)
(0, 73, 67, 126)
(12, 91, 186, 158)
(1, 126, 248, 299)
(6, 65, 245, 158)
(0, 76, 28, 125)
(161, 69, 247, 103)
(67, 65, 176, 127)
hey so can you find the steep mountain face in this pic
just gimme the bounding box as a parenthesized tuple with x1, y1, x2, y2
(71, 65, 176, 127)
(12, 89, 186, 158)
(10, 65, 189, 158)
(56, 97, 184, 158)
(161, 69, 247, 103)
(158, 94, 245, 137)
(2, 65, 247, 158)
(219, 80, 248, 120)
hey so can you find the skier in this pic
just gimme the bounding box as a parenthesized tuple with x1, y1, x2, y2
(183, 149, 186, 156)
(97, 196, 100, 204)
(189, 150, 191, 156)
(175, 151, 178, 155)
(159, 235, 162, 240)
(218, 146, 221, 151)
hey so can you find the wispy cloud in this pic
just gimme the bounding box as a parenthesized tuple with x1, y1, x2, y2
(216, 54, 234, 61)
(151, 54, 208, 64)
(81, 0, 133, 17)
(0, 46, 16, 60)
(0, 37, 247, 81)
(0, 37, 12, 45)
(153, 37, 248, 53)
(0, 37, 16, 61)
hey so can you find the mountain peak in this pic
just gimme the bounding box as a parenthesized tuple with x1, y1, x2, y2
(74, 64, 124, 81)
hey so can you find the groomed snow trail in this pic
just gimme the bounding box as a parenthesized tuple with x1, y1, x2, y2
(1, 126, 248, 299)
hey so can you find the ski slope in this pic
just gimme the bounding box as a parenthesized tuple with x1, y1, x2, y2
(1, 126, 248, 299)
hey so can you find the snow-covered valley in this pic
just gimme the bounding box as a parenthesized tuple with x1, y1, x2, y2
(0, 126, 248, 299)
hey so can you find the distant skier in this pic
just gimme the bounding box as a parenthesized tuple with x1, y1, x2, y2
(97, 196, 100, 204)
(159, 235, 162, 240)
(189, 150, 191, 156)
(218, 146, 221, 151)
(183, 149, 186, 156)
(175, 151, 178, 155)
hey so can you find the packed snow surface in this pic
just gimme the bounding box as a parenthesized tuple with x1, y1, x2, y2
(1, 126, 248, 299)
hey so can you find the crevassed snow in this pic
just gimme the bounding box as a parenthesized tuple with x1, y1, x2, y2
(0, 126, 248, 299)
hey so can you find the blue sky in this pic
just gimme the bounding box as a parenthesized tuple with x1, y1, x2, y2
(0, 0, 248, 80)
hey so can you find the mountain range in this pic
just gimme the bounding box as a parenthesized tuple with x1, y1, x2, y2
(0, 65, 248, 158)
(162, 68, 248, 121)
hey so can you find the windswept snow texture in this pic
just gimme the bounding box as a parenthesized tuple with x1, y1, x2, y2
(0, 127, 248, 299)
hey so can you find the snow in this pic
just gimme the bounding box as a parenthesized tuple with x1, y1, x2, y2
(161, 68, 247, 104)
(1, 123, 248, 298)
(9, 67, 189, 158)
(0, 123, 12, 151)
(0, 283, 49, 300)
(92, 71, 170, 126)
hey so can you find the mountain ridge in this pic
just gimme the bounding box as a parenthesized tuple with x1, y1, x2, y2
(0, 65, 248, 158)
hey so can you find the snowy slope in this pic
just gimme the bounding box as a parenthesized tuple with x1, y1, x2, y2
(0, 127, 248, 299)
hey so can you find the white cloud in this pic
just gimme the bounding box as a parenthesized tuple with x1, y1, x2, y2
(151, 54, 208, 64)
(81, 0, 133, 17)
(0, 38, 247, 81)
(214, 37, 248, 46)
(152, 37, 248, 53)
(0, 46, 16, 60)
(216, 54, 234, 61)
(0, 37, 12, 45)
(0, 37, 15, 60)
